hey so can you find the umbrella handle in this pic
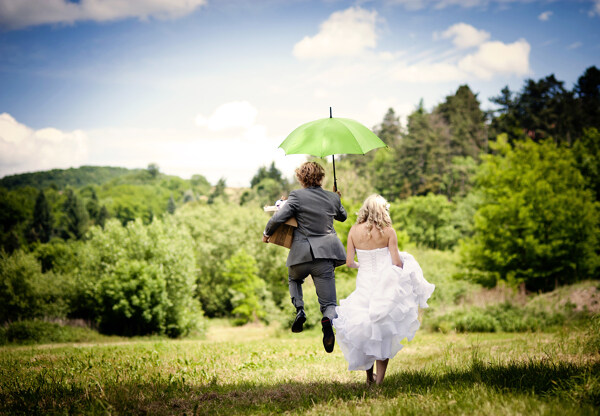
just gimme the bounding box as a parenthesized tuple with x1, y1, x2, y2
(332, 154, 337, 193)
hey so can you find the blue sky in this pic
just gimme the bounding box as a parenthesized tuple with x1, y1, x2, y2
(1, 0, 599, 186)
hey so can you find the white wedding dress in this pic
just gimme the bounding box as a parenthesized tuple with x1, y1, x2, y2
(333, 248, 435, 371)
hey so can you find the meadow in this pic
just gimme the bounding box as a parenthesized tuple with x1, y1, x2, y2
(1, 317, 598, 416)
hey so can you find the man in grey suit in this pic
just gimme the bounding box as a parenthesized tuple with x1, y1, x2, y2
(263, 161, 347, 353)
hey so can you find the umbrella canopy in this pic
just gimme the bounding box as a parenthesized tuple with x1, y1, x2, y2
(279, 109, 387, 191)
(279, 117, 386, 158)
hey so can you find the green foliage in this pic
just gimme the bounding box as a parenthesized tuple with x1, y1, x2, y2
(175, 203, 289, 317)
(29, 189, 53, 243)
(462, 137, 599, 290)
(430, 301, 568, 333)
(190, 174, 211, 195)
(60, 189, 89, 239)
(208, 178, 228, 205)
(241, 162, 291, 207)
(436, 85, 487, 160)
(167, 196, 176, 214)
(250, 162, 286, 188)
(0, 250, 72, 323)
(0, 186, 37, 252)
(0, 320, 107, 345)
(77, 218, 202, 337)
(572, 127, 600, 201)
(575, 66, 600, 129)
(0, 166, 133, 190)
(390, 194, 460, 250)
(224, 249, 274, 325)
(32, 238, 79, 274)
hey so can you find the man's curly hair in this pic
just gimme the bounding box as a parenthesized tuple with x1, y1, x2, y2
(295, 161, 325, 188)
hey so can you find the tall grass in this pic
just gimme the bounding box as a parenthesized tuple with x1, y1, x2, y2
(1, 321, 598, 415)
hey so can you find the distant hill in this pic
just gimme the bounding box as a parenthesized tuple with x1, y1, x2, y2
(0, 166, 139, 190)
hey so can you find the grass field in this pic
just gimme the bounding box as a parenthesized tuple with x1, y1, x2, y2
(1, 319, 599, 415)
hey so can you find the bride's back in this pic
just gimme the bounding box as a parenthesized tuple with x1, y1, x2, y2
(351, 222, 393, 250)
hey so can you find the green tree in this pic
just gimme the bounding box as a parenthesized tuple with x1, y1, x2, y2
(436, 85, 487, 160)
(462, 136, 599, 291)
(167, 196, 176, 214)
(190, 174, 211, 195)
(208, 178, 228, 205)
(574, 66, 600, 131)
(250, 162, 286, 188)
(573, 128, 600, 201)
(385, 103, 451, 199)
(85, 188, 100, 223)
(488, 86, 525, 144)
(97, 205, 108, 228)
(60, 189, 89, 240)
(224, 249, 269, 325)
(376, 107, 403, 148)
(77, 218, 202, 337)
(390, 193, 460, 250)
(147, 163, 160, 179)
(29, 190, 53, 243)
(0, 250, 71, 323)
(0, 187, 37, 252)
(174, 203, 288, 317)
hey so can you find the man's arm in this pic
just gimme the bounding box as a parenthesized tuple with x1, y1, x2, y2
(334, 194, 347, 222)
(264, 191, 298, 237)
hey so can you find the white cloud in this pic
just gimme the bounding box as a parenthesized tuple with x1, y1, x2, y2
(0, 0, 206, 30)
(389, 0, 550, 10)
(0, 113, 88, 177)
(293, 7, 378, 60)
(568, 41, 583, 49)
(391, 26, 530, 83)
(85, 124, 304, 187)
(387, 0, 428, 10)
(392, 61, 467, 82)
(458, 39, 531, 80)
(367, 99, 415, 128)
(0, 111, 305, 187)
(538, 10, 553, 21)
(439, 22, 490, 49)
(589, 0, 600, 16)
(195, 101, 258, 131)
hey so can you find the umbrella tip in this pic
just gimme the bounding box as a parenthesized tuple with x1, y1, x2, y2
(329, 107, 332, 118)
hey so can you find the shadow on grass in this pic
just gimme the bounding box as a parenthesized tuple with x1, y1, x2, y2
(3, 359, 599, 415)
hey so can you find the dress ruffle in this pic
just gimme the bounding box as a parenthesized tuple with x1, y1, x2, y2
(333, 250, 434, 371)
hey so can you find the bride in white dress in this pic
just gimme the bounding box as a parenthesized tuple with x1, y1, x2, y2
(333, 195, 435, 386)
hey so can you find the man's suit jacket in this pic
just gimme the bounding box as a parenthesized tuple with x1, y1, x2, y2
(264, 186, 347, 267)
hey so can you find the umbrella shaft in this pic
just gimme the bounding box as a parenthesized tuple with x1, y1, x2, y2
(332, 154, 337, 192)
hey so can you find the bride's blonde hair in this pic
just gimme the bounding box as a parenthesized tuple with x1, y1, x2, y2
(356, 194, 392, 239)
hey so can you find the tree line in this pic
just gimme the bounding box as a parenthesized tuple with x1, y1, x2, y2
(0, 66, 598, 336)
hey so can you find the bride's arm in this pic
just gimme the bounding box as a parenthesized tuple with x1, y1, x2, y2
(346, 227, 359, 269)
(388, 228, 403, 268)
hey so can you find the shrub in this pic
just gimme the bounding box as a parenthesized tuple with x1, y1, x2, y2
(0, 320, 107, 345)
(454, 309, 499, 332)
(77, 218, 203, 337)
(224, 249, 274, 325)
(0, 250, 71, 323)
(429, 301, 568, 333)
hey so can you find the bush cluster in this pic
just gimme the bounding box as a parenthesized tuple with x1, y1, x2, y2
(0, 320, 107, 345)
(429, 301, 569, 333)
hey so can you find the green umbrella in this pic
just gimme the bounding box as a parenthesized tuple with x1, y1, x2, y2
(279, 108, 387, 191)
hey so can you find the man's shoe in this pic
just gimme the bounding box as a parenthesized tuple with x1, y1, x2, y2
(321, 317, 335, 353)
(291, 309, 306, 333)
